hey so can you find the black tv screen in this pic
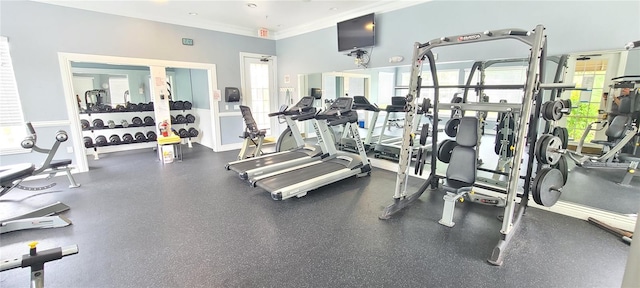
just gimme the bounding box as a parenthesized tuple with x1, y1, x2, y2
(337, 13, 375, 52)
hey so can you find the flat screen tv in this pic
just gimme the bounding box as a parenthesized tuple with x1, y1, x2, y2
(337, 13, 375, 52)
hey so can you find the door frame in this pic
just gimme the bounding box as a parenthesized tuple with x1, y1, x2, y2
(239, 52, 278, 135)
(58, 52, 219, 173)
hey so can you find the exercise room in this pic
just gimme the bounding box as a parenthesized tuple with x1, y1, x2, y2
(1, 1, 638, 287)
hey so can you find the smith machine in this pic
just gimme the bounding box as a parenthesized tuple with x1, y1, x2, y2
(379, 25, 576, 265)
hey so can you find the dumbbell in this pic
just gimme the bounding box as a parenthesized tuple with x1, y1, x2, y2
(135, 103, 145, 112)
(115, 104, 127, 112)
(178, 128, 189, 138)
(102, 104, 113, 112)
(83, 136, 94, 148)
(95, 135, 108, 147)
(170, 115, 177, 124)
(127, 103, 138, 112)
(171, 128, 179, 136)
(143, 116, 155, 126)
(81, 119, 90, 130)
(186, 114, 196, 123)
(140, 103, 150, 111)
(131, 117, 143, 126)
(169, 101, 175, 110)
(122, 133, 134, 143)
(183, 101, 192, 110)
(109, 134, 121, 144)
(147, 102, 154, 111)
(55, 130, 68, 142)
(121, 120, 129, 128)
(188, 127, 199, 138)
(146, 131, 157, 141)
(108, 120, 116, 129)
(174, 100, 185, 110)
(134, 132, 147, 142)
(92, 119, 105, 129)
(176, 114, 187, 124)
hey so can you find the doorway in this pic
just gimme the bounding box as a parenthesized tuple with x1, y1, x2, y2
(240, 53, 277, 136)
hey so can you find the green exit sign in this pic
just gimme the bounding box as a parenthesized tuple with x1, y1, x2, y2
(182, 38, 194, 46)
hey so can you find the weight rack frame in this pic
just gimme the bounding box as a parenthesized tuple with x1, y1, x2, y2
(379, 25, 547, 266)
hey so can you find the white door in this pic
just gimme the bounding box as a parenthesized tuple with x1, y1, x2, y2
(108, 76, 129, 105)
(242, 55, 276, 136)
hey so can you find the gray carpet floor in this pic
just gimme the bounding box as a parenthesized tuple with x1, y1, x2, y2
(0, 144, 632, 287)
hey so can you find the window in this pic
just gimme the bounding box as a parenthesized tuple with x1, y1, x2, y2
(248, 62, 271, 133)
(397, 69, 461, 118)
(464, 65, 527, 120)
(0, 36, 27, 154)
(565, 59, 608, 143)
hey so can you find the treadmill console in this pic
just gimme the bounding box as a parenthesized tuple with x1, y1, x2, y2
(352, 96, 379, 112)
(284, 96, 316, 115)
(329, 97, 353, 112)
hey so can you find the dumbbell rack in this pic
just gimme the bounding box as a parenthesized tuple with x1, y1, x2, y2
(80, 110, 158, 159)
(168, 108, 200, 149)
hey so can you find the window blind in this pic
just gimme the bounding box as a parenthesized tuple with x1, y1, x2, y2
(0, 36, 25, 127)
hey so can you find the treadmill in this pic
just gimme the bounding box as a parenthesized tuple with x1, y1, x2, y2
(251, 97, 371, 200)
(374, 96, 432, 161)
(339, 96, 380, 152)
(225, 96, 323, 180)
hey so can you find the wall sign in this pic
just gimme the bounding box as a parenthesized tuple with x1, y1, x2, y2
(182, 38, 194, 46)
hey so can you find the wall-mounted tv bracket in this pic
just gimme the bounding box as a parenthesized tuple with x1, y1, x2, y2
(347, 49, 368, 66)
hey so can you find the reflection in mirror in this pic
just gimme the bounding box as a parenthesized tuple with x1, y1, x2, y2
(70, 62, 150, 111)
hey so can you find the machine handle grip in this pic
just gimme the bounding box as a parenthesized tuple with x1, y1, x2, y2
(291, 112, 316, 121)
(26, 122, 36, 136)
(328, 117, 352, 126)
(268, 111, 284, 117)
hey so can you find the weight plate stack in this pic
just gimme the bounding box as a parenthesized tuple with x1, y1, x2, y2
(535, 135, 562, 165)
(437, 139, 457, 163)
(109, 134, 121, 144)
(83, 136, 94, 148)
(131, 117, 143, 126)
(122, 133, 134, 143)
(176, 114, 187, 124)
(146, 131, 157, 141)
(186, 114, 196, 123)
(143, 116, 155, 126)
(188, 127, 199, 137)
(178, 128, 190, 138)
(134, 132, 147, 142)
(183, 101, 192, 110)
(92, 119, 104, 129)
(81, 119, 90, 130)
(95, 135, 108, 147)
(532, 168, 564, 207)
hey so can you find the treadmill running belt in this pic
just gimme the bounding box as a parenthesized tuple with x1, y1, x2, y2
(256, 160, 349, 192)
(228, 151, 310, 173)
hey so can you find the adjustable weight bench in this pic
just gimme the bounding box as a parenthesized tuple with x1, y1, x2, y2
(237, 105, 268, 160)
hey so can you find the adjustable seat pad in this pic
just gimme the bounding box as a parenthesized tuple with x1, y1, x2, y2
(446, 117, 478, 189)
(591, 115, 629, 146)
(0, 163, 35, 185)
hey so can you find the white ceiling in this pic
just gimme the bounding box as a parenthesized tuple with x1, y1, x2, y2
(33, 0, 428, 40)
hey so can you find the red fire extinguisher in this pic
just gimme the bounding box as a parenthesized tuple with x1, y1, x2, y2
(159, 120, 169, 137)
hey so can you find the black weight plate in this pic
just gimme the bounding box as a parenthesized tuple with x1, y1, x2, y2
(534, 134, 550, 164)
(420, 123, 430, 145)
(532, 168, 564, 207)
(444, 118, 460, 137)
(134, 132, 147, 142)
(146, 131, 157, 141)
(188, 128, 198, 137)
(551, 101, 563, 120)
(83, 136, 94, 148)
(143, 116, 155, 126)
(552, 155, 569, 185)
(174, 100, 184, 110)
(542, 101, 554, 121)
(494, 131, 515, 157)
(81, 119, 90, 129)
(421, 98, 431, 114)
(538, 135, 562, 165)
(560, 127, 568, 149)
(122, 133, 134, 143)
(437, 139, 457, 163)
(176, 114, 187, 124)
(419, 148, 427, 176)
(171, 115, 177, 124)
(562, 99, 572, 111)
(183, 101, 192, 110)
(109, 134, 121, 144)
(95, 135, 108, 147)
(131, 117, 143, 126)
(186, 114, 196, 123)
(178, 128, 189, 138)
(92, 119, 104, 129)
(552, 126, 563, 140)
